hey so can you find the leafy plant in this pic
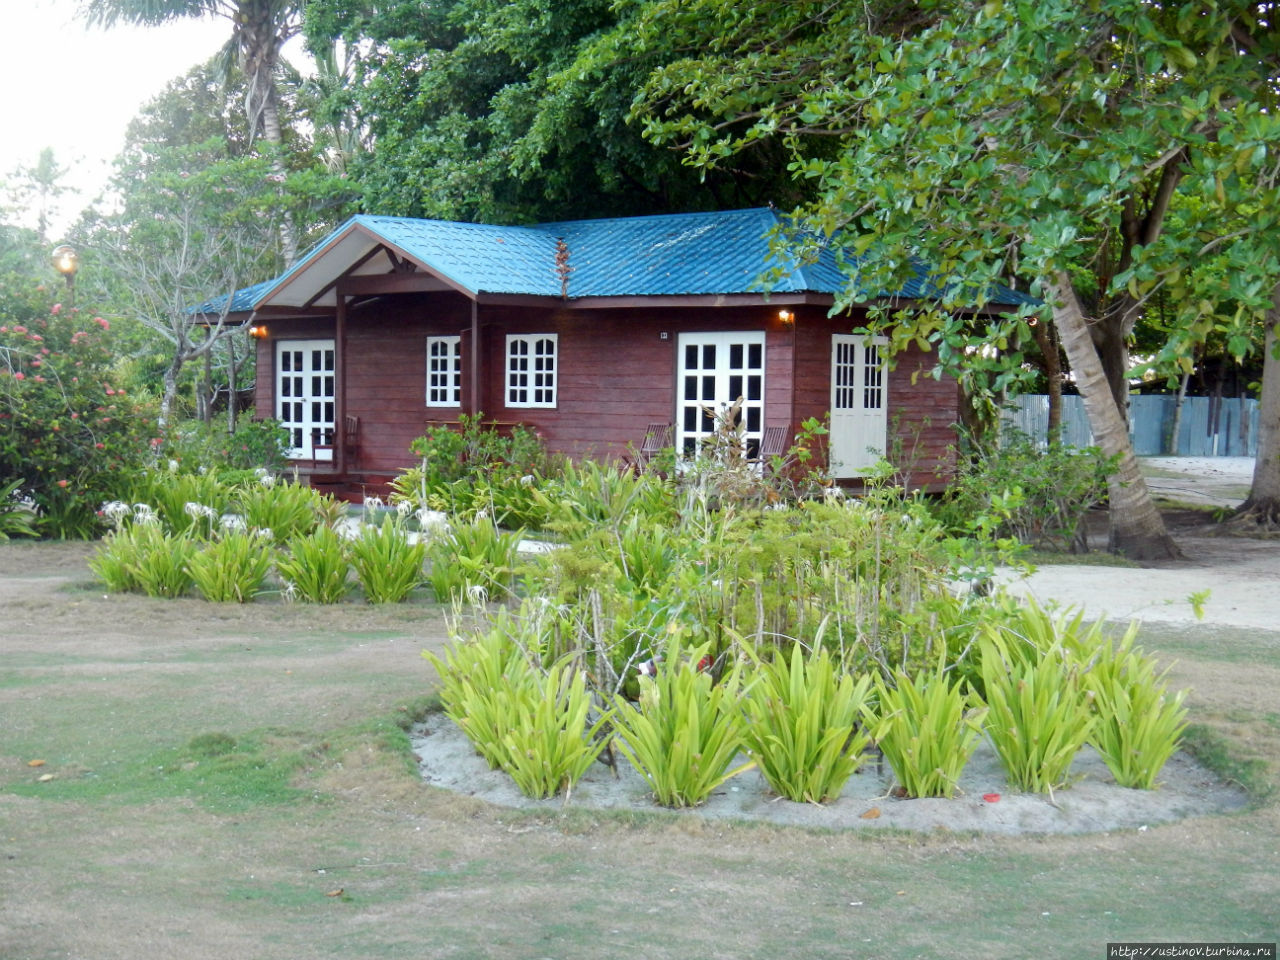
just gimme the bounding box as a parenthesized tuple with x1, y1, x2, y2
(0, 478, 37, 540)
(130, 469, 233, 537)
(426, 516, 523, 603)
(872, 665, 987, 799)
(347, 515, 426, 603)
(89, 523, 152, 592)
(496, 660, 613, 799)
(235, 479, 330, 543)
(187, 531, 274, 603)
(609, 643, 754, 807)
(979, 636, 1094, 793)
(129, 527, 199, 599)
(740, 643, 876, 803)
(1083, 628, 1190, 789)
(274, 525, 351, 603)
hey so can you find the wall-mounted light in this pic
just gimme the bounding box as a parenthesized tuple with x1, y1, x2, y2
(248, 324, 269, 339)
(778, 309, 795, 325)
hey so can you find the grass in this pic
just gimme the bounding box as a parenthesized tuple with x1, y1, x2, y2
(2, 542, 1278, 959)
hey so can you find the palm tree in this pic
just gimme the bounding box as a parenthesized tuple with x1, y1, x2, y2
(81, 0, 301, 264)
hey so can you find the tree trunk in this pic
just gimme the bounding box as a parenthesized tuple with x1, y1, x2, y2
(1168, 370, 1190, 455)
(1046, 272, 1182, 560)
(1235, 284, 1280, 528)
(227, 335, 239, 436)
(160, 357, 183, 431)
(1031, 317, 1063, 446)
(260, 95, 298, 268)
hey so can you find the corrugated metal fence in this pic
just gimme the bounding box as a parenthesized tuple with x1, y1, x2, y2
(1003, 395, 1260, 456)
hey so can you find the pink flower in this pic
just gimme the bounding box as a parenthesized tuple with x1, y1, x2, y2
(31, 334, 42, 342)
(0, 325, 7, 333)
(70, 412, 78, 419)
(105, 387, 115, 396)
(13, 372, 24, 381)
(56, 479, 68, 488)
(95, 443, 104, 450)
(51, 304, 62, 316)
(94, 317, 109, 330)
(34, 376, 45, 383)
(13, 325, 26, 334)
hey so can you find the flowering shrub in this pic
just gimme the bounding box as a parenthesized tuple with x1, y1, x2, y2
(0, 284, 156, 537)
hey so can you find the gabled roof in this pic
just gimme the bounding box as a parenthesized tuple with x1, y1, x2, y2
(212, 207, 1035, 314)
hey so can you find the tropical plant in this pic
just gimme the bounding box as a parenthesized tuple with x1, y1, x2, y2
(740, 644, 876, 804)
(187, 530, 275, 602)
(872, 665, 987, 799)
(609, 643, 754, 807)
(426, 516, 523, 603)
(347, 515, 426, 603)
(0, 478, 37, 540)
(235, 479, 329, 543)
(1083, 627, 1190, 789)
(128, 527, 200, 599)
(274, 525, 350, 603)
(979, 637, 1094, 794)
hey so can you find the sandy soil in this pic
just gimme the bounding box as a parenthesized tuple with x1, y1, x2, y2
(411, 456, 1273, 835)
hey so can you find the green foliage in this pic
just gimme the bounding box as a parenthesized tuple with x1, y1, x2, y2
(132, 469, 234, 537)
(187, 530, 275, 603)
(424, 626, 536, 771)
(979, 636, 1095, 793)
(89, 523, 154, 593)
(234, 479, 331, 543)
(0, 288, 157, 538)
(740, 644, 875, 803)
(939, 432, 1115, 553)
(347, 515, 426, 603)
(274, 525, 351, 603)
(1083, 628, 1190, 790)
(496, 660, 613, 800)
(127, 526, 199, 599)
(160, 418, 290, 474)
(0, 478, 38, 540)
(872, 665, 987, 799)
(426, 516, 524, 603)
(609, 644, 754, 807)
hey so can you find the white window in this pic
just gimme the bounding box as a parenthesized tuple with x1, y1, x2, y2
(426, 335, 461, 406)
(676, 331, 765, 459)
(276, 339, 336, 460)
(506, 334, 557, 408)
(829, 334, 888, 477)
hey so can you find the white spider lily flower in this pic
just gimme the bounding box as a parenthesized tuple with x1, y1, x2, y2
(395, 499, 412, 517)
(519, 474, 535, 487)
(259, 473, 276, 488)
(474, 507, 489, 522)
(363, 496, 385, 512)
(415, 508, 451, 538)
(184, 502, 218, 521)
(167, 459, 179, 472)
(255, 527, 274, 542)
(132, 503, 159, 525)
(280, 580, 297, 603)
(466, 583, 488, 605)
(220, 515, 248, 535)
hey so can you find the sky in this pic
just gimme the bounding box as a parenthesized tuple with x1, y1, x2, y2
(1, 0, 245, 236)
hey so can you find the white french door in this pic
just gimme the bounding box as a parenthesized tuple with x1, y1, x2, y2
(276, 339, 336, 460)
(829, 334, 888, 477)
(677, 332, 765, 459)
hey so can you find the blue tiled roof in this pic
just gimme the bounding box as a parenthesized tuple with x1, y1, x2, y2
(225, 207, 1034, 311)
(189, 277, 280, 316)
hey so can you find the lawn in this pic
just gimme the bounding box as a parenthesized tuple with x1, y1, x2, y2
(1, 540, 1276, 959)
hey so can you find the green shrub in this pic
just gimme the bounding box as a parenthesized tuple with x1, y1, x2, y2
(609, 644, 753, 807)
(938, 430, 1114, 553)
(129, 527, 199, 599)
(133, 470, 233, 537)
(0, 478, 37, 540)
(872, 665, 987, 798)
(188, 530, 274, 603)
(979, 636, 1094, 793)
(0, 291, 157, 538)
(89, 523, 153, 592)
(235, 479, 329, 543)
(159, 417, 290, 473)
(275, 525, 351, 603)
(1083, 627, 1189, 789)
(347, 515, 426, 603)
(740, 644, 876, 803)
(425, 626, 533, 770)
(426, 516, 523, 603)
(497, 660, 613, 799)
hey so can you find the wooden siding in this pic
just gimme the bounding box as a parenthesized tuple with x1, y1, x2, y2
(254, 295, 957, 489)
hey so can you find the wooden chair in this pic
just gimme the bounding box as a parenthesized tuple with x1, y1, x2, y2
(635, 422, 674, 469)
(759, 425, 790, 462)
(312, 415, 360, 472)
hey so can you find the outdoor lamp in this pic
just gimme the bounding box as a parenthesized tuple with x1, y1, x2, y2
(52, 244, 78, 308)
(778, 309, 794, 325)
(248, 324, 269, 339)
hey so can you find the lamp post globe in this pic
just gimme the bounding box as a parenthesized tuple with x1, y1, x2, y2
(51, 244, 79, 309)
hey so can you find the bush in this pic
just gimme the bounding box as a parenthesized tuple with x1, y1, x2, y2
(740, 644, 876, 803)
(235, 479, 332, 543)
(159, 418, 290, 474)
(938, 430, 1114, 552)
(609, 643, 753, 807)
(275, 525, 351, 603)
(0, 289, 157, 537)
(188, 530, 275, 603)
(347, 515, 426, 603)
(426, 516, 524, 603)
(872, 664, 987, 798)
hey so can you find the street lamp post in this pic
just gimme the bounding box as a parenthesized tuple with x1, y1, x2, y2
(51, 244, 78, 309)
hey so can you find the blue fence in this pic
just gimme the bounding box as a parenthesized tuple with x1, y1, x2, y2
(1003, 395, 1259, 457)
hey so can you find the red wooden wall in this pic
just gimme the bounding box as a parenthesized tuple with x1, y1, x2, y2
(254, 294, 958, 489)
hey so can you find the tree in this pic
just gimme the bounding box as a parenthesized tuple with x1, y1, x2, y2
(82, 0, 304, 263)
(302, 0, 803, 223)
(621, 0, 1280, 559)
(5, 148, 70, 244)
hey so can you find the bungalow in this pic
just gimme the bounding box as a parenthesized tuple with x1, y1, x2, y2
(216, 207, 1025, 495)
